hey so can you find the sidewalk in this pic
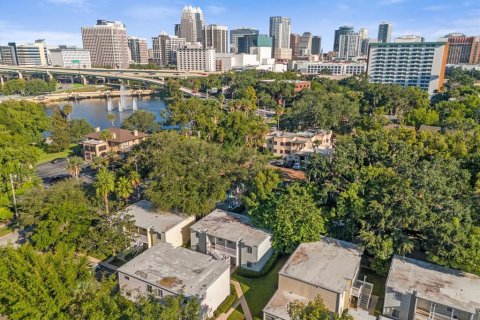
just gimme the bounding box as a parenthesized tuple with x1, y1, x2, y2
(217, 279, 252, 320)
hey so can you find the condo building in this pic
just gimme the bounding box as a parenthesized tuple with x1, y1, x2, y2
(127, 37, 148, 65)
(151, 33, 186, 66)
(176, 44, 216, 72)
(440, 33, 480, 65)
(297, 61, 367, 76)
(50, 46, 91, 68)
(203, 24, 228, 53)
(367, 42, 449, 95)
(81, 20, 130, 69)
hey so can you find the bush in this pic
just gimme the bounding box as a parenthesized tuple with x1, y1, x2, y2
(212, 284, 237, 318)
(235, 252, 279, 278)
(0, 207, 14, 222)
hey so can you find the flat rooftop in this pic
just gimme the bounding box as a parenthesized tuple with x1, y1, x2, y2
(117, 243, 229, 297)
(121, 200, 193, 233)
(280, 237, 362, 293)
(190, 209, 271, 247)
(387, 256, 480, 313)
(267, 130, 331, 139)
(263, 290, 309, 319)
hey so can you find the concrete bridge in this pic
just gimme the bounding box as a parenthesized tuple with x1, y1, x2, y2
(0, 65, 208, 98)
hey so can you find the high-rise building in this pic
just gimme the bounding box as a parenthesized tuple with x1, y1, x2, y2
(151, 33, 186, 66)
(230, 28, 259, 53)
(128, 37, 148, 65)
(269, 16, 292, 59)
(0, 43, 18, 65)
(238, 34, 272, 54)
(367, 42, 449, 95)
(333, 26, 354, 52)
(50, 46, 91, 68)
(358, 28, 369, 55)
(378, 22, 392, 43)
(174, 24, 181, 37)
(81, 20, 130, 69)
(338, 33, 362, 60)
(14, 41, 48, 66)
(179, 6, 205, 44)
(394, 35, 425, 43)
(176, 43, 216, 71)
(312, 36, 322, 55)
(440, 33, 480, 65)
(290, 33, 301, 58)
(203, 24, 228, 53)
(299, 32, 313, 56)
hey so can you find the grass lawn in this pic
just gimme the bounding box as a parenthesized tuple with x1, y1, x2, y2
(227, 309, 244, 320)
(55, 84, 106, 93)
(0, 225, 13, 237)
(359, 267, 386, 316)
(36, 144, 80, 165)
(232, 256, 288, 320)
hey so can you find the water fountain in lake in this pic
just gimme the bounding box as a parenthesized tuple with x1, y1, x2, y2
(119, 84, 127, 112)
(107, 97, 113, 111)
(132, 97, 138, 110)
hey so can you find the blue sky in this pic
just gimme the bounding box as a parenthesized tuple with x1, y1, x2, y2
(1, 0, 479, 50)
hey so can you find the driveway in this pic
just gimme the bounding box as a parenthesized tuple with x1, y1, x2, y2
(36, 161, 96, 185)
(0, 227, 30, 248)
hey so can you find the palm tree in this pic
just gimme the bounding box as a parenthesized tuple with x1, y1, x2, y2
(115, 176, 133, 203)
(90, 156, 107, 170)
(128, 170, 141, 199)
(63, 104, 73, 121)
(66, 156, 84, 180)
(276, 106, 285, 130)
(99, 129, 113, 142)
(94, 167, 115, 215)
(107, 113, 116, 127)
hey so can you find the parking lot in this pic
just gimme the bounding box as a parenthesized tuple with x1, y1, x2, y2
(36, 159, 97, 185)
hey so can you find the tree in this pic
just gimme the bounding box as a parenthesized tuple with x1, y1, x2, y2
(95, 167, 115, 215)
(68, 119, 94, 143)
(164, 79, 183, 101)
(99, 129, 113, 142)
(66, 156, 84, 180)
(242, 167, 281, 209)
(121, 110, 159, 133)
(63, 104, 73, 121)
(107, 113, 116, 127)
(115, 176, 133, 203)
(289, 295, 353, 320)
(0, 79, 26, 95)
(49, 107, 70, 152)
(250, 183, 326, 254)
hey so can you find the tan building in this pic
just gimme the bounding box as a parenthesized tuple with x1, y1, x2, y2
(81, 20, 130, 69)
(127, 37, 148, 65)
(81, 127, 148, 160)
(264, 130, 333, 164)
(203, 24, 229, 53)
(121, 200, 195, 249)
(263, 237, 374, 320)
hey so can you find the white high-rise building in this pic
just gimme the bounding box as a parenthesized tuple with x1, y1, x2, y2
(15, 41, 47, 66)
(269, 16, 292, 59)
(299, 32, 313, 56)
(152, 33, 186, 66)
(203, 24, 228, 53)
(176, 44, 216, 72)
(128, 37, 148, 65)
(367, 42, 449, 95)
(50, 47, 91, 68)
(81, 20, 130, 69)
(179, 6, 205, 44)
(394, 35, 425, 43)
(359, 28, 369, 55)
(338, 33, 362, 60)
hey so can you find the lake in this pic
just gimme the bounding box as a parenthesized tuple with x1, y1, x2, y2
(45, 95, 168, 129)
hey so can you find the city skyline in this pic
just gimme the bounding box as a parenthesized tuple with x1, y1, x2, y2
(1, 0, 478, 50)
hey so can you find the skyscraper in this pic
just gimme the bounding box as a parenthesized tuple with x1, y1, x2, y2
(238, 34, 272, 54)
(230, 28, 259, 53)
(299, 32, 313, 56)
(179, 6, 205, 43)
(378, 22, 392, 43)
(81, 20, 130, 69)
(152, 33, 186, 66)
(290, 33, 301, 58)
(0, 43, 18, 66)
(312, 36, 322, 55)
(441, 33, 480, 65)
(203, 24, 228, 53)
(359, 28, 369, 55)
(338, 33, 362, 60)
(128, 37, 148, 65)
(174, 24, 181, 37)
(333, 26, 354, 52)
(269, 16, 292, 59)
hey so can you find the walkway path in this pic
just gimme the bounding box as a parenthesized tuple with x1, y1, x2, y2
(217, 279, 252, 320)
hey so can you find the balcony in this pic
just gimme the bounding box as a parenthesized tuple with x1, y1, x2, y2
(416, 307, 462, 320)
(212, 243, 237, 256)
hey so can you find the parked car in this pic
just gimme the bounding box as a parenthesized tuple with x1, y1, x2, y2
(292, 163, 301, 170)
(50, 158, 67, 164)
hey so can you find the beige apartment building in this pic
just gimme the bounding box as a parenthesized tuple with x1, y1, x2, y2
(264, 130, 333, 164)
(81, 128, 148, 160)
(81, 20, 130, 69)
(263, 237, 374, 320)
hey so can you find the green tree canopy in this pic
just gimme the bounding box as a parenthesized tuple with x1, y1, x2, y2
(121, 110, 160, 133)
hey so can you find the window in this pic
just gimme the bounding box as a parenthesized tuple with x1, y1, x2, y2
(246, 246, 252, 254)
(394, 292, 402, 301)
(156, 233, 162, 240)
(446, 307, 453, 312)
(147, 285, 152, 293)
(157, 289, 163, 297)
(124, 275, 130, 280)
(392, 309, 400, 318)
(247, 261, 252, 268)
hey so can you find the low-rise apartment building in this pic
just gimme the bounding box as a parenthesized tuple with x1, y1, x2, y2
(81, 127, 148, 160)
(383, 256, 480, 320)
(117, 242, 230, 319)
(264, 130, 333, 164)
(263, 237, 374, 320)
(297, 61, 367, 76)
(121, 200, 195, 248)
(190, 209, 273, 272)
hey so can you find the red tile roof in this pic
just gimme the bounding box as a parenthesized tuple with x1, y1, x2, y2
(84, 128, 149, 143)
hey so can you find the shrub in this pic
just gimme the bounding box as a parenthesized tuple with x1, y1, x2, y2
(0, 207, 14, 222)
(212, 284, 237, 318)
(235, 252, 279, 278)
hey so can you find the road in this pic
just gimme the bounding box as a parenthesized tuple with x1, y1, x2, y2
(36, 161, 96, 185)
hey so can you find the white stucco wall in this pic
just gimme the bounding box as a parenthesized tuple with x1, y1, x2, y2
(164, 216, 196, 247)
(202, 266, 230, 318)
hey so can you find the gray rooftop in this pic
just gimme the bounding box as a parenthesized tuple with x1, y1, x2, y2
(387, 256, 480, 313)
(263, 290, 309, 319)
(267, 130, 331, 139)
(279, 237, 362, 293)
(121, 200, 192, 233)
(190, 209, 271, 247)
(117, 243, 229, 297)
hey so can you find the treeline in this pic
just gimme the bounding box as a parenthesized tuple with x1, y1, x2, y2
(0, 78, 57, 95)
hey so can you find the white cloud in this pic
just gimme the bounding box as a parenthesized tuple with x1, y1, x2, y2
(205, 5, 226, 15)
(0, 20, 81, 46)
(45, 0, 87, 7)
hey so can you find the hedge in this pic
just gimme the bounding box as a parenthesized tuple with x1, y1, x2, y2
(212, 284, 237, 318)
(235, 252, 279, 278)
